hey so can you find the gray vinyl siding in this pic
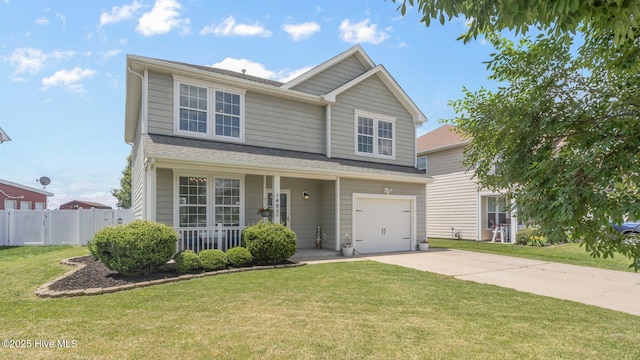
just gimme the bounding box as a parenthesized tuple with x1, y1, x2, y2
(330, 75, 416, 166)
(244, 175, 264, 226)
(245, 92, 325, 153)
(145, 71, 326, 154)
(291, 55, 368, 95)
(262, 177, 330, 249)
(155, 168, 173, 226)
(339, 178, 426, 244)
(425, 146, 479, 240)
(131, 114, 144, 219)
(147, 71, 174, 136)
(319, 180, 336, 249)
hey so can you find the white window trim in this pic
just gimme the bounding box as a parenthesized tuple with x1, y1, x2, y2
(173, 172, 245, 228)
(20, 201, 31, 210)
(173, 75, 246, 143)
(353, 109, 396, 160)
(35, 202, 46, 210)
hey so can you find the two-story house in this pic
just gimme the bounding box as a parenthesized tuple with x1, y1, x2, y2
(125, 45, 431, 254)
(417, 124, 518, 242)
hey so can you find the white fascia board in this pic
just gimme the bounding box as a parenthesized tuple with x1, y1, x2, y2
(323, 65, 427, 125)
(281, 45, 375, 90)
(0, 179, 54, 196)
(417, 141, 470, 156)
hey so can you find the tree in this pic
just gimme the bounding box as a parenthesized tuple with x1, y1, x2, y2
(392, 0, 640, 48)
(390, 0, 640, 268)
(111, 154, 132, 209)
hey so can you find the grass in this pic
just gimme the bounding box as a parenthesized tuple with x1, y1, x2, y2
(429, 238, 637, 272)
(1, 246, 639, 359)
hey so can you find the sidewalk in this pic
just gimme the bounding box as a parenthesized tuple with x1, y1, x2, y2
(311, 249, 640, 316)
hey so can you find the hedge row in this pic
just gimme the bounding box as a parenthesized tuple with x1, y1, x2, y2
(174, 247, 253, 274)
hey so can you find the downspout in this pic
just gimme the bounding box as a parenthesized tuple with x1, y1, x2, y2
(126, 66, 148, 136)
(326, 104, 332, 158)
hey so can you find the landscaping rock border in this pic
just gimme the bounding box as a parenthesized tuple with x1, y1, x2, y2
(35, 257, 306, 298)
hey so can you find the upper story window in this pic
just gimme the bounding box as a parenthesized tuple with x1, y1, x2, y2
(354, 110, 396, 159)
(174, 76, 245, 142)
(417, 156, 427, 171)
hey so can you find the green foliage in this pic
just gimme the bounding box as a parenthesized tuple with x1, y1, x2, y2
(86, 240, 98, 260)
(391, 0, 640, 49)
(516, 228, 538, 246)
(526, 236, 548, 247)
(445, 33, 640, 270)
(226, 247, 253, 267)
(111, 153, 132, 209)
(242, 222, 297, 265)
(92, 221, 177, 275)
(199, 249, 228, 271)
(174, 250, 202, 274)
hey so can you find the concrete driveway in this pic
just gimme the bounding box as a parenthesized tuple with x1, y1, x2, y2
(361, 249, 640, 316)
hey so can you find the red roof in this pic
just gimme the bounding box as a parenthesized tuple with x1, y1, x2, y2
(417, 124, 467, 154)
(59, 200, 112, 210)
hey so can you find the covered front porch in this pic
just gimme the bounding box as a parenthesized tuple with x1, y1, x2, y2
(478, 193, 520, 243)
(150, 165, 340, 253)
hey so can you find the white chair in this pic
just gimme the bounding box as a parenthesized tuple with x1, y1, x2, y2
(492, 226, 505, 242)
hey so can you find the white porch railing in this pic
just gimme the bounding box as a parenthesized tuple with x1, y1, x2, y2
(176, 225, 245, 253)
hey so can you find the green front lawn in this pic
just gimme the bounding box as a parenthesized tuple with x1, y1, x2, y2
(1, 246, 639, 359)
(429, 238, 637, 272)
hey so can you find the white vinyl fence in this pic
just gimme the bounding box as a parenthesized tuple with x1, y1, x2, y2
(0, 209, 134, 246)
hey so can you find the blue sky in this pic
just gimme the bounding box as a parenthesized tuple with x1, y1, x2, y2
(1, 0, 496, 209)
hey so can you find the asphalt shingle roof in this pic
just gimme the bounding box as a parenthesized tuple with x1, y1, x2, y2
(144, 134, 428, 181)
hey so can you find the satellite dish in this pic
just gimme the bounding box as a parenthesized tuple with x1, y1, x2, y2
(38, 176, 51, 189)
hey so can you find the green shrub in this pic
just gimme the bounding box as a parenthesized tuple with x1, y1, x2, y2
(242, 222, 297, 265)
(86, 240, 98, 260)
(174, 250, 202, 274)
(516, 227, 547, 246)
(92, 221, 177, 275)
(199, 249, 228, 271)
(226, 246, 253, 267)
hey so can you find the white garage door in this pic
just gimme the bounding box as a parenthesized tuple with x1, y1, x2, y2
(354, 196, 413, 254)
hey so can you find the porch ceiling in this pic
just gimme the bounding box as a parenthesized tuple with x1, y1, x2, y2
(143, 134, 432, 183)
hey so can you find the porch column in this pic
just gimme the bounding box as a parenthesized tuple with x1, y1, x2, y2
(272, 175, 280, 223)
(144, 157, 156, 221)
(335, 176, 340, 251)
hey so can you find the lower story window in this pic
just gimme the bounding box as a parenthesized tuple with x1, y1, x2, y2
(178, 176, 207, 227)
(215, 178, 240, 226)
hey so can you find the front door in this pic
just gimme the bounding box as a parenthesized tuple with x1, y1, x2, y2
(268, 190, 290, 227)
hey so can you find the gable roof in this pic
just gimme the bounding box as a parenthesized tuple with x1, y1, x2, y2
(281, 45, 375, 90)
(59, 200, 111, 209)
(0, 179, 54, 196)
(323, 64, 427, 124)
(417, 124, 468, 155)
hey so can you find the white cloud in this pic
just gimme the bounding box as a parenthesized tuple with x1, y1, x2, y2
(2, 48, 75, 77)
(339, 19, 389, 44)
(56, 12, 66, 28)
(282, 22, 320, 41)
(35, 16, 49, 25)
(211, 57, 313, 83)
(41, 67, 96, 92)
(136, 0, 190, 36)
(99, 1, 142, 27)
(200, 16, 271, 37)
(103, 49, 122, 59)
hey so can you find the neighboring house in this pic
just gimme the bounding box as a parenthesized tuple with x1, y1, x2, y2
(59, 200, 112, 210)
(417, 125, 518, 242)
(124, 45, 431, 254)
(0, 179, 53, 210)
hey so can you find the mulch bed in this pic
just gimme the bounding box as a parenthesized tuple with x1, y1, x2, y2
(48, 256, 182, 291)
